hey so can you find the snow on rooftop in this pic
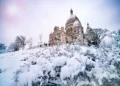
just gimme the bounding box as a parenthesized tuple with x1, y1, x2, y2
(67, 15, 76, 21)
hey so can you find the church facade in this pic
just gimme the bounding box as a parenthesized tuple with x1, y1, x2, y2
(49, 9, 99, 46)
(49, 26, 66, 45)
(49, 9, 84, 45)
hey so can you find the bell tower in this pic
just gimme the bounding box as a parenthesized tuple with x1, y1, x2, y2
(87, 23, 91, 30)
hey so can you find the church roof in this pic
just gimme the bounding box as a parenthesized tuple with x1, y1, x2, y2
(67, 15, 76, 21)
(65, 9, 81, 27)
(66, 15, 79, 25)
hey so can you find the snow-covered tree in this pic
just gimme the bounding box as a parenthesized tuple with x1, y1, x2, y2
(85, 23, 100, 46)
(0, 43, 6, 54)
(8, 42, 19, 51)
(8, 35, 26, 52)
(39, 33, 43, 47)
(0, 43, 6, 50)
(25, 37, 32, 49)
(15, 35, 26, 50)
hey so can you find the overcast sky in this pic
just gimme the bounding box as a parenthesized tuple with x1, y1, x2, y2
(0, 0, 120, 46)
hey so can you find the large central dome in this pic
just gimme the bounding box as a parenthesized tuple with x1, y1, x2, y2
(64, 9, 84, 45)
(65, 9, 82, 32)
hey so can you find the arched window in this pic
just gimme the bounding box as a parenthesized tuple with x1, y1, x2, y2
(74, 29, 76, 32)
(70, 28, 72, 31)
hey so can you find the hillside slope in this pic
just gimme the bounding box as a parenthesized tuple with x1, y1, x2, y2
(0, 30, 120, 86)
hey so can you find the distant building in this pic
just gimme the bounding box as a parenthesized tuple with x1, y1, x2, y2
(49, 9, 84, 45)
(49, 9, 101, 46)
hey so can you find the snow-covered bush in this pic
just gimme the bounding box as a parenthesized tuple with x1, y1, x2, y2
(15, 35, 26, 50)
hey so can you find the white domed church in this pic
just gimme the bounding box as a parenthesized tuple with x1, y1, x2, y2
(65, 9, 84, 44)
(49, 9, 84, 45)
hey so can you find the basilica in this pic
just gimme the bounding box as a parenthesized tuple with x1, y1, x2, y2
(49, 9, 99, 46)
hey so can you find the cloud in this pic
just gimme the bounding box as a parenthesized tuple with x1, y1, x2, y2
(0, 0, 120, 46)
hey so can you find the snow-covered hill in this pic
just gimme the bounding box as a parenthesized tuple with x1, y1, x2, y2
(0, 30, 120, 86)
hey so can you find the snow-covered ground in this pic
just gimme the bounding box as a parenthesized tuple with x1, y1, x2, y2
(0, 30, 120, 86)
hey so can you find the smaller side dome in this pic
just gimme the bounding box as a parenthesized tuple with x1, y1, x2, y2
(54, 26, 59, 31)
(73, 20, 80, 27)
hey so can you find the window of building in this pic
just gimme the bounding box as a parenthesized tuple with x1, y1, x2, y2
(66, 41, 68, 43)
(75, 37, 77, 39)
(74, 29, 76, 32)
